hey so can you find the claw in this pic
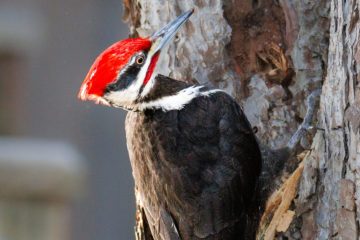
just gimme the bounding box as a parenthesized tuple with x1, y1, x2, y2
(287, 89, 321, 149)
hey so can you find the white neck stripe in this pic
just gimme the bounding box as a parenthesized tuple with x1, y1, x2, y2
(136, 86, 223, 111)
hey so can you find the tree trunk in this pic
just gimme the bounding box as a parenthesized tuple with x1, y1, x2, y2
(123, 0, 360, 239)
(294, 1, 360, 239)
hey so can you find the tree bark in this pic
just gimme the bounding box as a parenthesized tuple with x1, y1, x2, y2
(293, 1, 360, 239)
(123, 0, 360, 239)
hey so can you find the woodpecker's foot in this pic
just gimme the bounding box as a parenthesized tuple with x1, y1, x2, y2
(287, 89, 321, 149)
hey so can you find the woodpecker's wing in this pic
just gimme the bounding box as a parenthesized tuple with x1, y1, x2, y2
(126, 90, 262, 239)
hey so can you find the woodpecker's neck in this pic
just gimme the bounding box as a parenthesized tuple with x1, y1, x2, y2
(132, 74, 219, 112)
(139, 75, 190, 102)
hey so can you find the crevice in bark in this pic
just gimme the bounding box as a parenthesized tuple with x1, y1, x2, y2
(341, 127, 349, 178)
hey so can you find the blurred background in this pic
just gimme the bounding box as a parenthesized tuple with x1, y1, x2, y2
(0, 0, 135, 239)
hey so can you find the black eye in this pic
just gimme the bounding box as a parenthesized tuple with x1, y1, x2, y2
(136, 55, 145, 65)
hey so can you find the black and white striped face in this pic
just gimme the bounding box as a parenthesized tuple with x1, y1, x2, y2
(103, 50, 156, 109)
(79, 9, 194, 111)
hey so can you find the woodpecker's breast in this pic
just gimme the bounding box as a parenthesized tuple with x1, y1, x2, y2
(125, 90, 261, 239)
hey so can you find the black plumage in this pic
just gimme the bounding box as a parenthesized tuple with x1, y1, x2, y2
(125, 75, 262, 240)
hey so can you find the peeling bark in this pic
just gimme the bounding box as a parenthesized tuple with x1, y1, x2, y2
(123, 0, 360, 239)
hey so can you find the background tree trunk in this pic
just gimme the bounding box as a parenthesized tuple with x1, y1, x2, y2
(123, 0, 360, 239)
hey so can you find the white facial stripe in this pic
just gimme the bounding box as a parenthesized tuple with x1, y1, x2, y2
(140, 75, 156, 98)
(136, 52, 153, 90)
(136, 86, 224, 111)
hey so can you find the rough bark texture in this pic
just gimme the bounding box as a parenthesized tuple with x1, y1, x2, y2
(123, 0, 360, 239)
(292, 0, 360, 239)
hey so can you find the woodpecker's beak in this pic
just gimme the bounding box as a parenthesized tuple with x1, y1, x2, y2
(149, 9, 194, 55)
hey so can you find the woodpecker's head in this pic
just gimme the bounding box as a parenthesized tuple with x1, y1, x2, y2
(78, 9, 193, 109)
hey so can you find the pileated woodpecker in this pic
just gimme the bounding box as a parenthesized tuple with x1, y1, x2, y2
(79, 10, 262, 239)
